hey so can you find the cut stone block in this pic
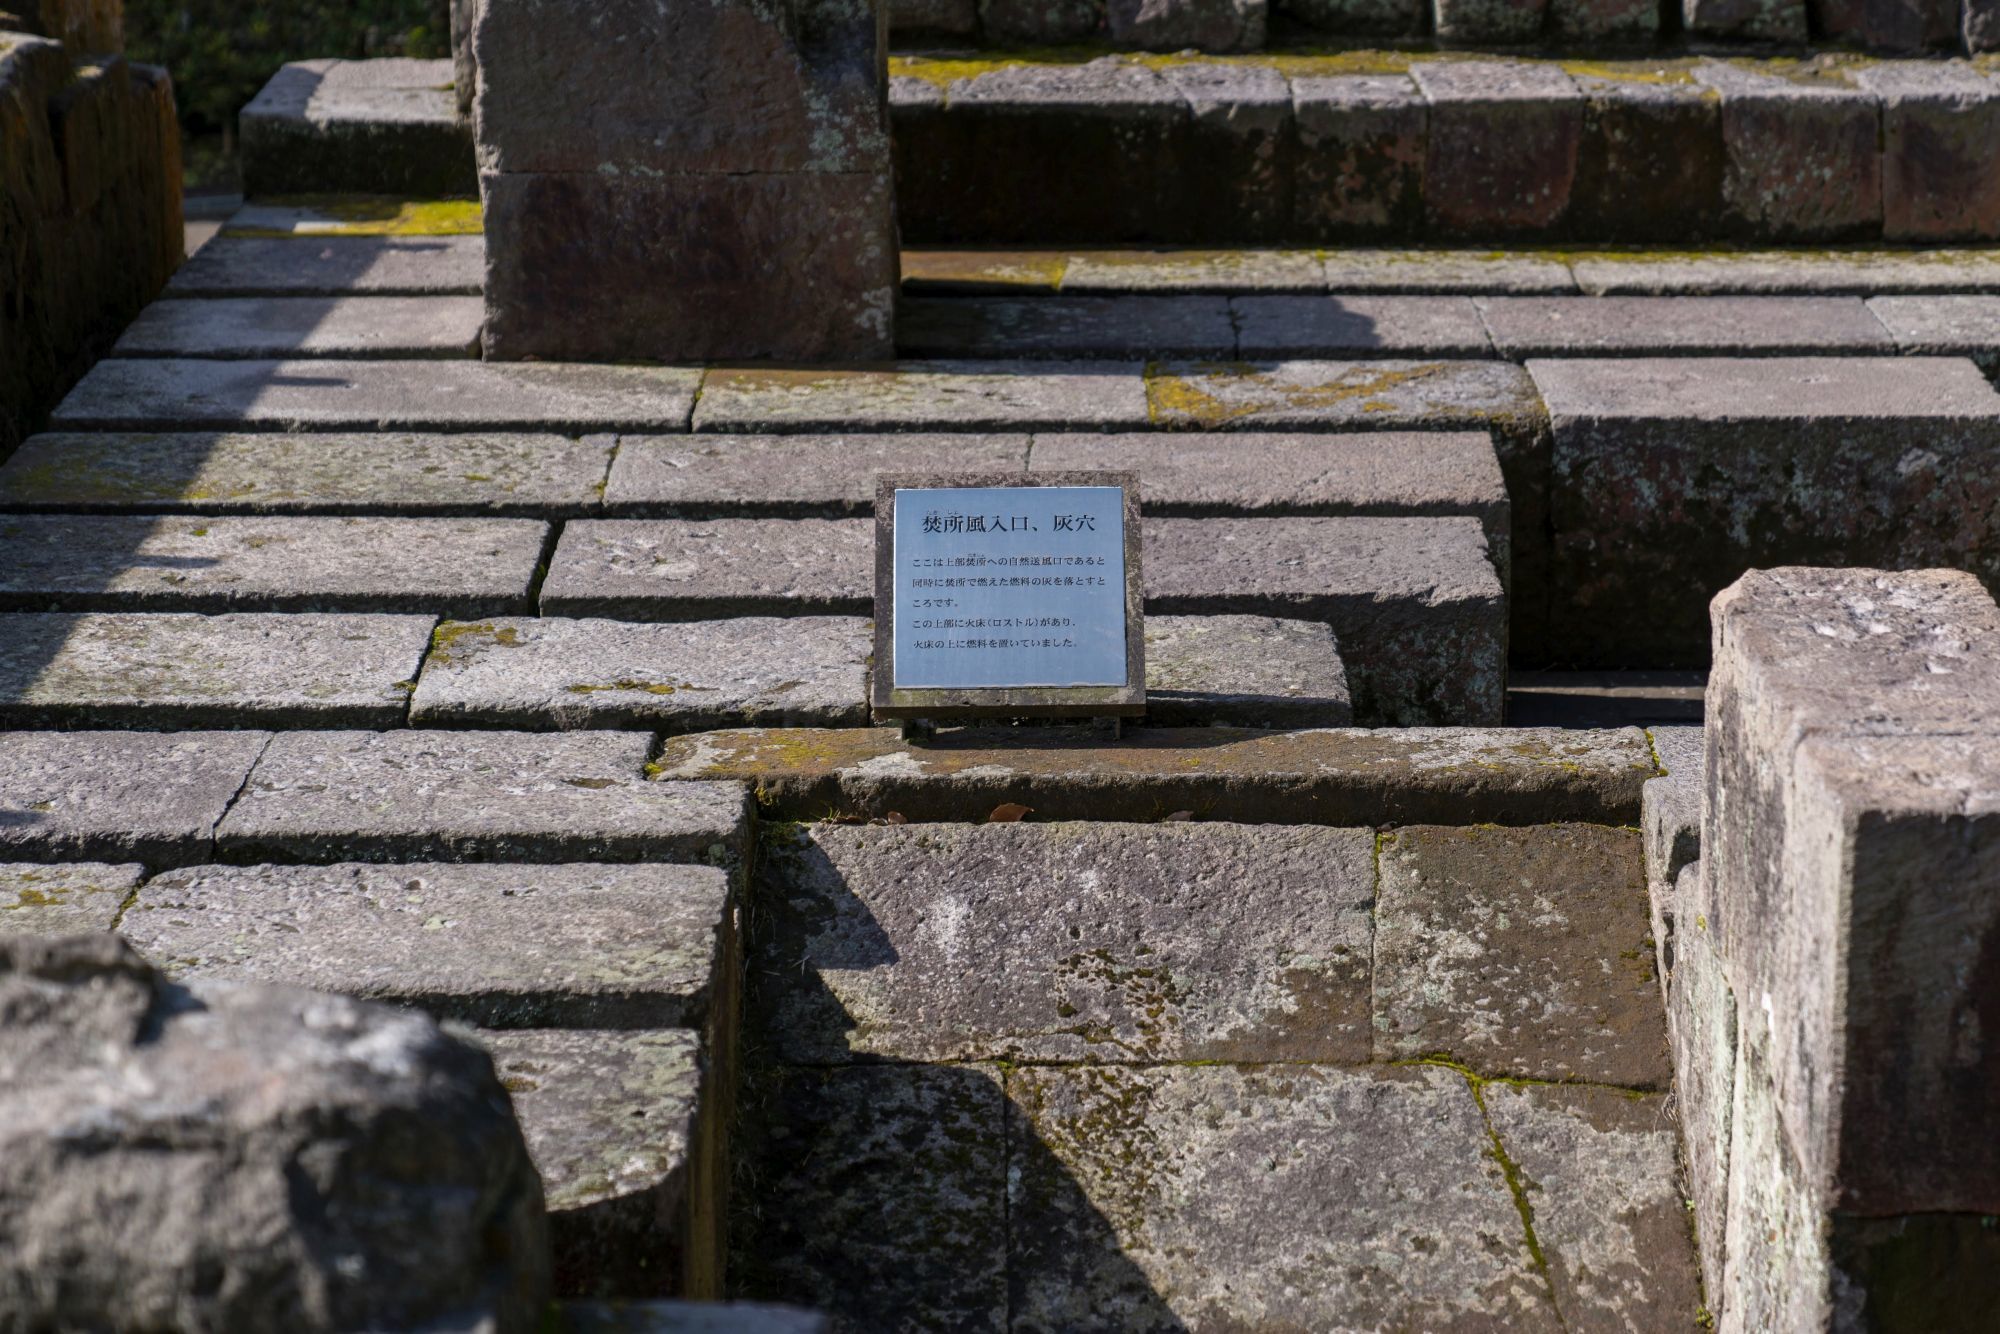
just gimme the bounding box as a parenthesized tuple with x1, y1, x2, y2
(1683, 0, 1806, 39)
(110, 296, 485, 360)
(1108, 0, 1265, 49)
(124, 861, 731, 1030)
(1375, 824, 1669, 1088)
(0, 612, 431, 729)
(1569, 67, 1725, 242)
(1318, 249, 1577, 293)
(215, 730, 750, 866)
(1230, 295, 1493, 357)
(0, 730, 269, 866)
(52, 359, 701, 432)
(489, 1030, 719, 1300)
(1143, 358, 1540, 431)
(1532, 356, 2000, 664)
(1570, 247, 2000, 294)
(1867, 294, 2000, 369)
(602, 433, 1032, 517)
(1153, 61, 1289, 243)
(652, 724, 1657, 826)
(1854, 64, 2000, 242)
(169, 235, 486, 297)
(1693, 62, 1883, 241)
(1643, 723, 1703, 889)
(240, 59, 475, 198)
(1061, 249, 1325, 292)
(1144, 614, 1352, 726)
(1411, 62, 1581, 237)
(1146, 514, 1504, 726)
(1666, 862, 1735, 1310)
(0, 514, 547, 616)
(0, 862, 144, 935)
(0, 432, 613, 517)
(731, 1063, 1006, 1330)
(1477, 294, 1894, 356)
(1813, 0, 1960, 50)
(540, 519, 870, 620)
(1432, 0, 1547, 42)
(895, 295, 1234, 358)
(1008, 1063, 1560, 1329)
(410, 616, 871, 730)
(1289, 75, 1426, 238)
(752, 821, 1374, 1063)
(691, 362, 1151, 433)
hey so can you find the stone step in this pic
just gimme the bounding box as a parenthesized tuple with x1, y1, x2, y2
(170, 235, 485, 297)
(2, 862, 145, 933)
(109, 297, 485, 360)
(650, 724, 1655, 825)
(239, 59, 476, 199)
(0, 515, 547, 616)
(0, 731, 271, 867)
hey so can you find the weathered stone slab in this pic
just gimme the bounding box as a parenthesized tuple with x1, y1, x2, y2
(652, 725, 1657, 826)
(0, 730, 269, 866)
(110, 296, 484, 359)
(0, 862, 144, 934)
(895, 295, 1234, 358)
(1867, 294, 2000, 369)
(1509, 669, 1706, 728)
(1532, 356, 2000, 663)
(0, 514, 547, 615)
(1375, 824, 1669, 1088)
(731, 1063, 1006, 1330)
(1411, 62, 1581, 237)
(897, 249, 1070, 293)
(0, 432, 612, 516)
(1008, 1063, 1560, 1329)
(52, 359, 701, 432)
(1231, 295, 1493, 357)
(1147, 515, 1504, 726)
(1693, 62, 1883, 241)
(240, 59, 475, 198)
(602, 433, 1031, 517)
(1144, 614, 1352, 726)
(411, 616, 871, 730)
(1319, 249, 1578, 294)
(1972, 0, 2000, 49)
(1571, 247, 2000, 294)
(1144, 358, 1542, 434)
(169, 235, 486, 297)
(1643, 724, 1703, 890)
(1060, 249, 1325, 292)
(1290, 75, 1426, 239)
(1666, 861, 1735, 1310)
(216, 730, 749, 866)
(691, 362, 1150, 433)
(1154, 61, 1289, 243)
(1569, 66, 1724, 242)
(1478, 295, 1894, 356)
(488, 1029, 718, 1300)
(1853, 63, 2000, 243)
(540, 520, 870, 620)
(0, 612, 431, 729)
(1432, 0, 1548, 42)
(753, 821, 1373, 1064)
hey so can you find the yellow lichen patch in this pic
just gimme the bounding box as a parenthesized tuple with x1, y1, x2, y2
(1558, 59, 1700, 87)
(225, 196, 484, 238)
(888, 51, 1103, 91)
(1713, 53, 1876, 88)
(428, 621, 520, 666)
(901, 249, 1069, 291)
(566, 680, 682, 696)
(1145, 360, 1453, 426)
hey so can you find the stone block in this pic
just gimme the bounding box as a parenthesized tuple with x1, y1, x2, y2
(1570, 245, 2000, 294)
(0, 612, 432, 729)
(240, 60, 476, 198)
(1231, 295, 1493, 357)
(1318, 248, 1577, 293)
(540, 519, 870, 620)
(603, 433, 1031, 517)
(0, 514, 547, 616)
(1867, 294, 2000, 370)
(1279, 0, 1425, 33)
(1682, 0, 1806, 38)
(1642, 723, 1703, 888)
(411, 616, 871, 730)
(888, 0, 978, 33)
(1694, 61, 1883, 242)
(977, 0, 1106, 38)
(168, 235, 487, 297)
(1109, 0, 1264, 50)
(1375, 824, 1670, 1088)
(1143, 614, 1353, 726)
(1289, 74, 1426, 239)
(0, 730, 267, 866)
(0, 431, 612, 517)
(652, 724, 1658, 826)
(1432, 0, 1547, 41)
(1061, 248, 1325, 291)
(1568, 68, 1724, 242)
(1480, 294, 1893, 356)
(1666, 862, 1735, 1310)
(1154, 61, 1288, 242)
(692, 362, 1151, 433)
(1812, 0, 1959, 49)
(1143, 358, 1541, 432)
(215, 730, 750, 867)
(0, 862, 143, 934)
(111, 296, 485, 359)
(1533, 357, 2000, 665)
(1854, 63, 2000, 243)
(1548, 0, 1657, 37)
(1413, 62, 1583, 239)
(479, 171, 895, 363)
(895, 295, 1235, 359)
(752, 821, 1373, 1064)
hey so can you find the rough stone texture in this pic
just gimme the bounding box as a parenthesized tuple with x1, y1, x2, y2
(896, 295, 1234, 358)
(0, 934, 548, 1332)
(1549, 0, 1657, 38)
(1375, 824, 1670, 1088)
(732, 1063, 1007, 1331)
(1478, 294, 1894, 355)
(1665, 861, 1735, 1311)
(488, 1029, 719, 1299)
(1480, 1083, 1704, 1329)
(1231, 294, 1493, 357)
(693, 362, 1151, 432)
(0, 730, 267, 866)
(1432, 0, 1547, 42)
(0, 862, 142, 934)
(0, 611, 432, 728)
(1143, 358, 1541, 435)
(1570, 69, 1725, 242)
(1155, 61, 1290, 243)
(1814, 0, 1960, 50)
(752, 821, 1374, 1063)
(1694, 62, 1883, 241)
(168, 235, 486, 297)
(1571, 246, 2000, 294)
(1412, 62, 1581, 237)
(1109, 0, 1264, 50)
(216, 729, 750, 866)
(411, 616, 872, 730)
(0, 431, 612, 516)
(1867, 294, 2000, 370)
(1146, 514, 1505, 726)
(1683, 0, 1806, 39)
(124, 861, 731, 1030)
(52, 358, 701, 432)
(1290, 75, 1426, 238)
(1855, 63, 2000, 241)
(1319, 249, 1578, 293)
(1062, 249, 1325, 292)
(652, 724, 1657, 826)
(110, 296, 484, 359)
(1532, 356, 2000, 664)
(239, 60, 475, 198)
(1009, 1063, 1562, 1329)
(541, 519, 871, 620)
(1643, 723, 1703, 889)
(0, 514, 547, 615)
(1144, 614, 1353, 726)
(603, 433, 1031, 516)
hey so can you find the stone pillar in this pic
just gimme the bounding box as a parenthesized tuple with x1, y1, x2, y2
(1676, 567, 2000, 1330)
(471, 0, 898, 364)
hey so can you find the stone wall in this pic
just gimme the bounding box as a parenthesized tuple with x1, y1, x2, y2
(0, 11, 179, 458)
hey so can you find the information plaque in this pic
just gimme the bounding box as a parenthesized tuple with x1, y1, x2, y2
(872, 472, 1145, 721)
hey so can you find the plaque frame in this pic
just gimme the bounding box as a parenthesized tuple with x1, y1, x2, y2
(871, 472, 1145, 722)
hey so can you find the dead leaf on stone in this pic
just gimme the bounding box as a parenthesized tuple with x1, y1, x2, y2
(987, 803, 1031, 823)
(1164, 810, 1195, 822)
(883, 811, 907, 825)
